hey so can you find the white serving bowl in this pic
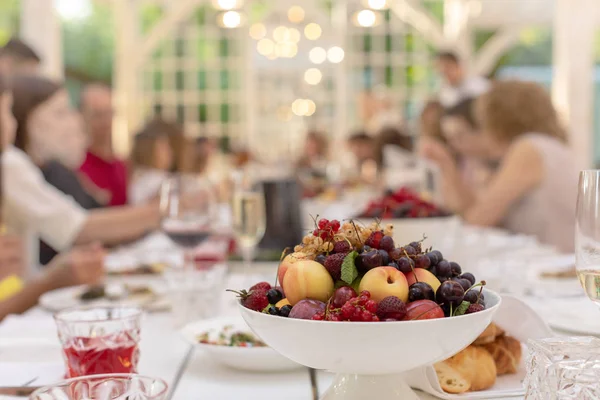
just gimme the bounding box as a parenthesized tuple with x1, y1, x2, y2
(358, 215, 461, 252)
(180, 316, 301, 372)
(240, 289, 501, 399)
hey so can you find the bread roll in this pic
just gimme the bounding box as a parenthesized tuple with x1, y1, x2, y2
(481, 335, 522, 375)
(473, 323, 505, 345)
(434, 362, 471, 394)
(445, 345, 497, 391)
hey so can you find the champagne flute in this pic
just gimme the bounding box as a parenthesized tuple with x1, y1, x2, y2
(576, 170, 600, 306)
(231, 174, 266, 281)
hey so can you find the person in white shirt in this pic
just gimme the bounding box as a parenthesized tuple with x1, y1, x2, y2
(1, 74, 163, 270)
(435, 51, 490, 108)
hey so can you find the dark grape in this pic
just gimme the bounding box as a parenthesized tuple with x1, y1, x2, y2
(464, 290, 479, 304)
(436, 260, 452, 278)
(449, 262, 462, 277)
(378, 249, 390, 265)
(396, 257, 415, 274)
(428, 265, 437, 276)
(408, 282, 435, 302)
(267, 288, 283, 304)
(379, 236, 395, 252)
(388, 261, 399, 270)
(437, 276, 451, 283)
(363, 245, 372, 253)
(356, 250, 383, 272)
(389, 248, 402, 261)
(332, 286, 357, 308)
(458, 273, 476, 286)
(454, 278, 471, 292)
(403, 245, 417, 256)
(436, 281, 465, 306)
(315, 254, 327, 266)
(268, 306, 279, 315)
(409, 241, 422, 253)
(414, 254, 431, 269)
(279, 305, 292, 317)
(427, 250, 443, 265)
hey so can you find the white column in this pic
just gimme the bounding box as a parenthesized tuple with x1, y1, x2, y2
(19, 0, 63, 79)
(331, 0, 347, 145)
(443, 0, 473, 68)
(552, 0, 596, 170)
(112, 0, 139, 157)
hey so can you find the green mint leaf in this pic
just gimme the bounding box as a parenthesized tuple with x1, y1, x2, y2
(453, 301, 470, 316)
(350, 276, 363, 293)
(340, 251, 359, 284)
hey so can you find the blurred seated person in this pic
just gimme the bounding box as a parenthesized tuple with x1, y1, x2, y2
(419, 99, 445, 142)
(435, 51, 489, 108)
(1, 74, 162, 270)
(0, 38, 40, 76)
(376, 126, 414, 169)
(0, 236, 104, 321)
(440, 98, 497, 190)
(79, 84, 128, 206)
(130, 118, 179, 205)
(347, 132, 378, 183)
(296, 131, 329, 197)
(422, 80, 576, 252)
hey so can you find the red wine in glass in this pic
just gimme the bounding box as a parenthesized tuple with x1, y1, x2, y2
(162, 222, 211, 249)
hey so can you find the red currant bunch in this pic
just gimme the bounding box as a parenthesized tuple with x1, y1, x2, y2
(312, 218, 341, 241)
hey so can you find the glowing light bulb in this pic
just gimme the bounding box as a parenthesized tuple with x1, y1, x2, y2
(304, 68, 322, 85)
(304, 23, 322, 40)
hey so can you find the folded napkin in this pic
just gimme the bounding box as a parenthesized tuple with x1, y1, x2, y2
(402, 295, 553, 399)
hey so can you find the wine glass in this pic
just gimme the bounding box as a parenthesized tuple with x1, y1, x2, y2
(160, 175, 216, 253)
(576, 170, 600, 306)
(231, 172, 266, 281)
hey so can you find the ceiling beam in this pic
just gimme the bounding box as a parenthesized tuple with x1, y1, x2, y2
(389, 0, 445, 49)
(473, 27, 522, 76)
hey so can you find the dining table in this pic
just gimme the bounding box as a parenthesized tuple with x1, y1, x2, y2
(0, 223, 593, 400)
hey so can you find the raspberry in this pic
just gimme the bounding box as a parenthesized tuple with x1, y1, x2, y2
(324, 253, 346, 281)
(333, 240, 351, 254)
(365, 231, 384, 249)
(376, 296, 407, 320)
(249, 282, 271, 291)
(318, 218, 329, 229)
(466, 303, 485, 314)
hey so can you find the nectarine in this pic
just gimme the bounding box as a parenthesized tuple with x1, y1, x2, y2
(278, 252, 311, 286)
(358, 267, 409, 303)
(282, 260, 334, 305)
(403, 300, 444, 320)
(405, 269, 441, 293)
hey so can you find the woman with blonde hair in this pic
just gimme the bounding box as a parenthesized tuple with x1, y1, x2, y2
(422, 80, 577, 252)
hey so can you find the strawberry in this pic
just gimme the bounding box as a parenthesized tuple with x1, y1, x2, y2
(249, 282, 271, 291)
(227, 288, 269, 312)
(376, 296, 407, 320)
(324, 252, 347, 281)
(365, 231, 384, 249)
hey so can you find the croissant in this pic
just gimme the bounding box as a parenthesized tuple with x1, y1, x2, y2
(442, 345, 497, 391)
(473, 322, 505, 345)
(481, 335, 522, 375)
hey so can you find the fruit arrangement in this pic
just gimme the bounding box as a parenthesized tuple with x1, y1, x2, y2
(230, 218, 486, 322)
(358, 187, 450, 219)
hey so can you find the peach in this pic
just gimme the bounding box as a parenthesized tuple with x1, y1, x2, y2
(278, 252, 311, 286)
(359, 267, 409, 303)
(405, 269, 441, 293)
(282, 260, 334, 305)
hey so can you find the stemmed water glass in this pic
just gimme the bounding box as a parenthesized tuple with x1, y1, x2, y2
(230, 170, 266, 281)
(576, 170, 600, 306)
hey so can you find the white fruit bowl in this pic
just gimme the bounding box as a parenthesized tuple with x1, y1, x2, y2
(240, 289, 501, 400)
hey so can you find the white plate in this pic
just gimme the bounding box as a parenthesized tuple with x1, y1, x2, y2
(180, 316, 301, 372)
(39, 283, 168, 312)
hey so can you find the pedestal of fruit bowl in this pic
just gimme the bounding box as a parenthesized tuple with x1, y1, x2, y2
(239, 289, 501, 400)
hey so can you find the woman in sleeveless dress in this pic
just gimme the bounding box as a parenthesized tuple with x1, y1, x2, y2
(422, 80, 577, 252)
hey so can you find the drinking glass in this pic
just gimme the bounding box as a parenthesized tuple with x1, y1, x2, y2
(160, 175, 216, 252)
(30, 374, 168, 400)
(231, 172, 266, 280)
(54, 306, 143, 377)
(576, 170, 600, 306)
